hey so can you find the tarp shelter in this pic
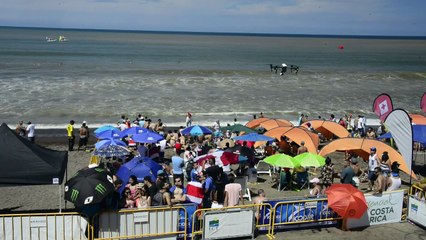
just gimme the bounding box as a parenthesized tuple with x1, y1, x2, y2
(378, 125, 426, 145)
(0, 123, 68, 185)
(302, 120, 350, 139)
(319, 138, 416, 179)
(257, 126, 319, 153)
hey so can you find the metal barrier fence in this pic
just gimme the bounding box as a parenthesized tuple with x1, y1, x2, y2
(190, 203, 273, 240)
(269, 198, 341, 237)
(0, 212, 88, 240)
(410, 184, 425, 198)
(94, 205, 187, 240)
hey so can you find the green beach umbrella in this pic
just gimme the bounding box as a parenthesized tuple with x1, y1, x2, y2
(293, 152, 326, 168)
(263, 154, 295, 168)
(221, 124, 257, 133)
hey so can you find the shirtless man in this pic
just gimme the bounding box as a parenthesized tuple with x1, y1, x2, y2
(373, 167, 386, 194)
(253, 189, 267, 220)
(297, 141, 308, 155)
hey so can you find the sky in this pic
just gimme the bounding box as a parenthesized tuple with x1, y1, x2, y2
(1, 0, 425, 36)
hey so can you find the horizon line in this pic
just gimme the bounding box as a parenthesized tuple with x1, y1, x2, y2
(1, 25, 426, 40)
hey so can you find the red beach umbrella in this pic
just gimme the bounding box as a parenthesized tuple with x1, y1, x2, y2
(325, 184, 367, 219)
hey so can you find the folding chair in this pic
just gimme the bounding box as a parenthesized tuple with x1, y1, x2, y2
(278, 170, 291, 191)
(255, 160, 272, 177)
(235, 176, 251, 202)
(296, 171, 308, 189)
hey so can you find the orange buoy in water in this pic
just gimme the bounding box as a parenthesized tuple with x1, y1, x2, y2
(339, 45, 345, 49)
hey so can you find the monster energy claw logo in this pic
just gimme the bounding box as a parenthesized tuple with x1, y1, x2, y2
(95, 183, 107, 194)
(70, 189, 79, 202)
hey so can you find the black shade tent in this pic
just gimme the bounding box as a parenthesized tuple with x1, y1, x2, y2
(0, 123, 68, 185)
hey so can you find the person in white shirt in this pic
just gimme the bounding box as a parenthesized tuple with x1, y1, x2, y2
(368, 147, 380, 191)
(26, 121, 35, 143)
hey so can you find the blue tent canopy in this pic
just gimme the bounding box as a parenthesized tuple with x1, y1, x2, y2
(377, 125, 426, 145)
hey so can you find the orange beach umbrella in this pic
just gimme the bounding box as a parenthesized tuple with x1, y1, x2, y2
(410, 114, 426, 125)
(257, 126, 319, 153)
(326, 184, 367, 219)
(245, 118, 270, 128)
(258, 119, 293, 130)
(319, 138, 416, 179)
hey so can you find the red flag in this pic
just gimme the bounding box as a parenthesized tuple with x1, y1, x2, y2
(186, 181, 204, 204)
(421, 92, 426, 113)
(372, 93, 393, 122)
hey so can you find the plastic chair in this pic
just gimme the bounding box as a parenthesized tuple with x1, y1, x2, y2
(235, 176, 251, 201)
(255, 160, 272, 177)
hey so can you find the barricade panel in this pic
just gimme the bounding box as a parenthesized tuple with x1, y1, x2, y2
(408, 185, 426, 228)
(96, 206, 186, 240)
(0, 212, 88, 240)
(190, 203, 272, 240)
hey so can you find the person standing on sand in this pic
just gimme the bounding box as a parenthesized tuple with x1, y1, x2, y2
(297, 141, 308, 155)
(78, 121, 89, 151)
(186, 112, 192, 127)
(26, 121, 35, 143)
(66, 120, 75, 151)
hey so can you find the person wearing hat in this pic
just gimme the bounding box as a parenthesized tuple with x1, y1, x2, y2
(308, 178, 322, 197)
(380, 151, 391, 176)
(66, 120, 75, 151)
(78, 121, 89, 151)
(155, 169, 169, 192)
(368, 147, 380, 191)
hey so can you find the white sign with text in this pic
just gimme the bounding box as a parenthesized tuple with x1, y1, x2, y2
(408, 196, 426, 228)
(347, 190, 404, 229)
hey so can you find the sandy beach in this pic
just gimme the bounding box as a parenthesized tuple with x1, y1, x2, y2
(0, 131, 425, 239)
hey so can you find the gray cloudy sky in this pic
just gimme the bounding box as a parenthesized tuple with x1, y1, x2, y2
(1, 0, 425, 36)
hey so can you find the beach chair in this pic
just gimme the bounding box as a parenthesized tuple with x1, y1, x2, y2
(278, 170, 290, 191)
(235, 176, 251, 202)
(296, 171, 308, 189)
(256, 160, 271, 177)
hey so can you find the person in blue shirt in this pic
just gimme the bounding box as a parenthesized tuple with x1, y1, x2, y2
(201, 170, 214, 208)
(172, 155, 184, 184)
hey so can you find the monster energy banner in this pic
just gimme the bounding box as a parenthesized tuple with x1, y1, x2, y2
(259, 198, 338, 229)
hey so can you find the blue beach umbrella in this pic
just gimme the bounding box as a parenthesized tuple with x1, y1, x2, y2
(132, 131, 164, 143)
(94, 139, 130, 157)
(94, 125, 117, 134)
(120, 126, 149, 137)
(233, 133, 275, 142)
(95, 139, 127, 149)
(96, 129, 122, 139)
(181, 125, 213, 136)
(116, 157, 158, 193)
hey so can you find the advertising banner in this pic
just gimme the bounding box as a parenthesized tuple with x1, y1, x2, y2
(259, 198, 338, 229)
(408, 196, 426, 228)
(203, 209, 255, 240)
(347, 190, 404, 229)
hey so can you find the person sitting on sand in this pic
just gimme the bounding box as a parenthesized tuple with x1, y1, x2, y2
(308, 178, 323, 197)
(373, 167, 386, 194)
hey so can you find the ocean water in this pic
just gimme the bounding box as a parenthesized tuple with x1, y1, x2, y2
(0, 27, 425, 129)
